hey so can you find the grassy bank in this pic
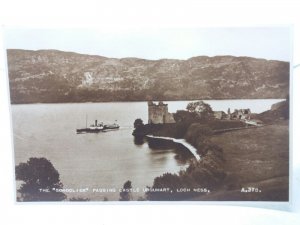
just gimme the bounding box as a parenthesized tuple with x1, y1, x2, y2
(195, 121, 289, 201)
(145, 120, 289, 201)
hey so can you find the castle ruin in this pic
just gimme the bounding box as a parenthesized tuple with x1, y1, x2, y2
(231, 108, 251, 120)
(148, 101, 175, 124)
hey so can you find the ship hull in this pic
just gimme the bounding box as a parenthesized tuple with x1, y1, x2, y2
(76, 128, 103, 133)
(76, 126, 119, 133)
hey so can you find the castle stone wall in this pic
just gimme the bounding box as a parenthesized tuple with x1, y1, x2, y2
(148, 101, 175, 124)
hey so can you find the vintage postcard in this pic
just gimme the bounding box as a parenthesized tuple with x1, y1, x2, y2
(4, 27, 290, 202)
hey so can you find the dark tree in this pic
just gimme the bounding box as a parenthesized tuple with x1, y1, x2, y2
(119, 180, 132, 201)
(134, 118, 144, 129)
(186, 101, 214, 120)
(132, 118, 147, 138)
(145, 173, 184, 201)
(15, 157, 67, 201)
(173, 110, 201, 124)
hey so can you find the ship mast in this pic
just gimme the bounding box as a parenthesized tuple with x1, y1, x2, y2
(86, 114, 88, 128)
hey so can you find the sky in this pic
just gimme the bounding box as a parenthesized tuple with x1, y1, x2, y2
(4, 27, 291, 61)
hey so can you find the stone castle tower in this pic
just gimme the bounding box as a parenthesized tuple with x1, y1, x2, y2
(148, 101, 175, 124)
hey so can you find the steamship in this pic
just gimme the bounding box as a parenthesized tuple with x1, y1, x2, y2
(76, 119, 119, 134)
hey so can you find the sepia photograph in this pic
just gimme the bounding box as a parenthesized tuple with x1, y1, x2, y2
(4, 27, 290, 202)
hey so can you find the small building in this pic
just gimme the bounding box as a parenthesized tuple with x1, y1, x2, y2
(213, 111, 227, 120)
(148, 101, 175, 124)
(231, 108, 251, 120)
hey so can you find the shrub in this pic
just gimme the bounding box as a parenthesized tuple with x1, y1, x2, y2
(15, 157, 66, 201)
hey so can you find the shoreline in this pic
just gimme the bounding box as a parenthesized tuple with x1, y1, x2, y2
(146, 135, 201, 160)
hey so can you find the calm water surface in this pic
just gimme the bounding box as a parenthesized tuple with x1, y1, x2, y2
(12, 99, 283, 200)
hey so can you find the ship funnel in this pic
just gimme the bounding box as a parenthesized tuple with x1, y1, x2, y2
(95, 120, 97, 126)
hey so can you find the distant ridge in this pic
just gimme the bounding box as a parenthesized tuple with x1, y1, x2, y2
(7, 49, 289, 104)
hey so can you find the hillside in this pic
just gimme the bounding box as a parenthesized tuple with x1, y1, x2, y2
(7, 49, 289, 103)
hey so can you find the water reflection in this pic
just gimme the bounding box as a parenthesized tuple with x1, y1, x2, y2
(147, 138, 176, 150)
(140, 137, 193, 164)
(134, 136, 145, 145)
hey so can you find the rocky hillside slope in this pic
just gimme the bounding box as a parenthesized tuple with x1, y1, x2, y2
(7, 49, 289, 103)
